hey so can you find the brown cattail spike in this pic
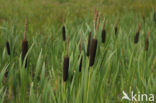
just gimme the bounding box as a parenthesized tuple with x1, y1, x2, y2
(6, 40, 10, 55)
(134, 24, 141, 44)
(62, 24, 66, 41)
(101, 19, 106, 43)
(63, 56, 69, 81)
(89, 38, 97, 67)
(63, 35, 69, 81)
(87, 32, 92, 56)
(22, 19, 28, 68)
(145, 32, 150, 51)
(115, 22, 118, 35)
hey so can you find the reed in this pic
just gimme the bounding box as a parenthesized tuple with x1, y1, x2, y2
(22, 19, 28, 68)
(145, 32, 150, 51)
(87, 32, 92, 56)
(63, 36, 69, 81)
(101, 19, 106, 43)
(6, 40, 10, 55)
(134, 24, 141, 44)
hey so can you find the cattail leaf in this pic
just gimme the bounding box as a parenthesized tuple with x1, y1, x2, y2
(0, 64, 9, 84)
(35, 49, 42, 81)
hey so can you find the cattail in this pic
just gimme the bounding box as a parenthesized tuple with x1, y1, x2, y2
(89, 39, 97, 66)
(89, 11, 99, 67)
(101, 19, 106, 43)
(6, 40, 10, 55)
(115, 22, 118, 35)
(62, 25, 66, 41)
(22, 19, 28, 68)
(134, 24, 141, 44)
(145, 32, 150, 51)
(87, 32, 92, 56)
(63, 36, 69, 81)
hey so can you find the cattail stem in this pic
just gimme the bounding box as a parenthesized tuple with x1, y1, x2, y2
(6, 40, 11, 55)
(87, 32, 92, 56)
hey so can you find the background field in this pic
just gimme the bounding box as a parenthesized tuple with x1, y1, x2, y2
(0, 0, 156, 103)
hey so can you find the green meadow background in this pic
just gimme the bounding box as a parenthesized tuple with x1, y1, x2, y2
(0, 0, 156, 103)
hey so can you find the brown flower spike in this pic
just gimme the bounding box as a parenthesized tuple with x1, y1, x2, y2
(134, 24, 141, 44)
(89, 9, 99, 67)
(22, 19, 28, 68)
(63, 36, 69, 81)
(6, 40, 11, 55)
(145, 32, 150, 51)
(101, 19, 106, 43)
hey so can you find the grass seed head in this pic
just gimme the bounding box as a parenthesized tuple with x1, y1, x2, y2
(87, 32, 92, 56)
(6, 40, 10, 55)
(114, 22, 118, 35)
(89, 38, 97, 67)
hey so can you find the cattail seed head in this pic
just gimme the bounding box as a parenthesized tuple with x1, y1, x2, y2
(101, 19, 106, 43)
(89, 38, 97, 67)
(145, 32, 150, 51)
(63, 35, 69, 81)
(134, 24, 141, 44)
(22, 19, 28, 68)
(87, 32, 92, 56)
(114, 22, 118, 35)
(62, 25, 66, 41)
(22, 39, 28, 67)
(6, 40, 10, 55)
(63, 56, 69, 81)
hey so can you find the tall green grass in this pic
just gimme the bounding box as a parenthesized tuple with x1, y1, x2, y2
(0, 11, 156, 103)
